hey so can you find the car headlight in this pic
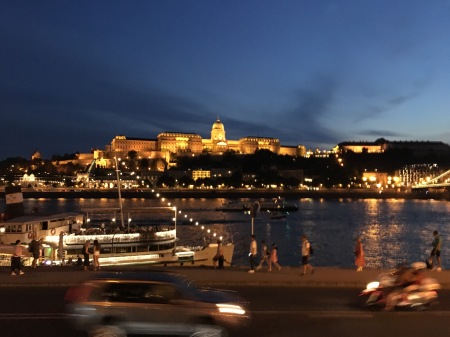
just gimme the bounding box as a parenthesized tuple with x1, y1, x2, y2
(216, 303, 246, 315)
(366, 281, 379, 290)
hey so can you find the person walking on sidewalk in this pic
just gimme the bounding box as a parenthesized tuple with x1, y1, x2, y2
(93, 239, 101, 271)
(269, 243, 282, 271)
(301, 235, 314, 275)
(354, 237, 365, 272)
(248, 235, 257, 273)
(11, 240, 24, 276)
(212, 240, 224, 269)
(82, 240, 91, 271)
(256, 240, 269, 271)
(29, 237, 42, 268)
(430, 230, 442, 271)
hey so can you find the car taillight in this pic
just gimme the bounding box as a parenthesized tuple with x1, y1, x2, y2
(64, 285, 94, 303)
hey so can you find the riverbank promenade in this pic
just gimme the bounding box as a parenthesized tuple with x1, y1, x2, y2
(2, 265, 450, 289)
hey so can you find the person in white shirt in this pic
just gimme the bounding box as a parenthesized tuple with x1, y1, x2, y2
(301, 235, 314, 276)
(11, 240, 25, 276)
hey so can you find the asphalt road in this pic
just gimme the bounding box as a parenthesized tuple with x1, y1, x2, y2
(1, 286, 450, 337)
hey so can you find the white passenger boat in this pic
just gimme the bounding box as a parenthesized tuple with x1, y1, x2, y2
(0, 203, 234, 267)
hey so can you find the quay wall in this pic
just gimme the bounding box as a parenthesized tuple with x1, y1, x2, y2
(0, 188, 447, 200)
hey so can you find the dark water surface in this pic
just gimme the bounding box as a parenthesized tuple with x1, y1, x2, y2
(2, 197, 450, 269)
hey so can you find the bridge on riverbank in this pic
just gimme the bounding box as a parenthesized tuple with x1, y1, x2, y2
(412, 168, 450, 190)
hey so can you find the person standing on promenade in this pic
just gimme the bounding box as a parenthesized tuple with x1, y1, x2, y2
(355, 237, 365, 272)
(269, 243, 282, 271)
(301, 235, 314, 276)
(430, 230, 442, 271)
(93, 239, 101, 271)
(256, 240, 269, 271)
(213, 240, 224, 269)
(248, 235, 257, 273)
(11, 240, 24, 276)
(82, 240, 91, 271)
(29, 237, 41, 268)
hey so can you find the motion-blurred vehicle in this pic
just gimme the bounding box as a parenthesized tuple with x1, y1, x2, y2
(359, 262, 440, 311)
(64, 271, 250, 337)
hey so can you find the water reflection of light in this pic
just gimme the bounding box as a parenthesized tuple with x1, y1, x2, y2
(358, 199, 410, 268)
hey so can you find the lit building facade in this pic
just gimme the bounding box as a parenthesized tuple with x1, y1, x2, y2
(339, 139, 450, 156)
(55, 119, 307, 170)
(157, 133, 203, 154)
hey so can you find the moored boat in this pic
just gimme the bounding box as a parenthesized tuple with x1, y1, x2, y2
(216, 198, 298, 212)
(0, 189, 235, 267)
(268, 211, 289, 219)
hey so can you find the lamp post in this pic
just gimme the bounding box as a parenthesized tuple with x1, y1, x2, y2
(173, 206, 177, 252)
(114, 157, 125, 230)
(0, 227, 5, 244)
(249, 201, 260, 235)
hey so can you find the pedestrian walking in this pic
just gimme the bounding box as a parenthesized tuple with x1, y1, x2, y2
(212, 240, 224, 269)
(269, 243, 282, 271)
(82, 240, 90, 271)
(430, 230, 442, 271)
(354, 237, 365, 272)
(29, 237, 42, 268)
(93, 239, 101, 271)
(256, 240, 269, 271)
(301, 235, 314, 275)
(11, 240, 24, 276)
(248, 235, 257, 273)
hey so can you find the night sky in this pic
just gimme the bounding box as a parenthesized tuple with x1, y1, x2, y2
(1, 1, 450, 159)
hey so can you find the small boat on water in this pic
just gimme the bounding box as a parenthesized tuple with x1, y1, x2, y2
(0, 188, 234, 267)
(217, 197, 298, 213)
(268, 211, 289, 219)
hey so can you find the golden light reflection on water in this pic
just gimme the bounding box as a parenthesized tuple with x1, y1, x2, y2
(358, 199, 408, 268)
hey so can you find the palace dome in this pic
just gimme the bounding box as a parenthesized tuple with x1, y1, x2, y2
(212, 119, 224, 132)
(211, 118, 226, 141)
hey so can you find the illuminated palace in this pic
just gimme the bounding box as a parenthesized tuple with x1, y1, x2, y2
(71, 119, 306, 169)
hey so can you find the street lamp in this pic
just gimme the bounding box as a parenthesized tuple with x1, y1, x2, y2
(0, 226, 5, 244)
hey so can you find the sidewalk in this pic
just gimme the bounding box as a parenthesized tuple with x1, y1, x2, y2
(2, 265, 450, 289)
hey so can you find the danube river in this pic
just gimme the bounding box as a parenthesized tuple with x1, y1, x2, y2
(2, 197, 450, 269)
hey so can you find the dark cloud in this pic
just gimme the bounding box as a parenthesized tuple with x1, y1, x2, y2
(276, 77, 342, 147)
(353, 90, 420, 125)
(356, 129, 405, 139)
(387, 92, 419, 106)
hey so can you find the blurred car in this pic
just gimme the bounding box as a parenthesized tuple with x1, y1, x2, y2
(64, 271, 250, 337)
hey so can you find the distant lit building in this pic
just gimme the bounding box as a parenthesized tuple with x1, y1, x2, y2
(192, 170, 211, 181)
(339, 138, 450, 156)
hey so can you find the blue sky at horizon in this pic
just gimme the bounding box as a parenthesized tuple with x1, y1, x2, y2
(1, 0, 450, 159)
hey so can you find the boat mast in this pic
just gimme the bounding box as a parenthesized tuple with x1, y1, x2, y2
(114, 157, 125, 230)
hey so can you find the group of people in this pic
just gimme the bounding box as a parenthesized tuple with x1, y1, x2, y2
(354, 230, 442, 272)
(10, 237, 43, 275)
(10, 237, 102, 275)
(244, 229, 442, 275)
(82, 239, 102, 271)
(255, 240, 281, 272)
(248, 234, 314, 275)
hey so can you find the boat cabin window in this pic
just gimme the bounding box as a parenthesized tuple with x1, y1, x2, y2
(5, 225, 22, 233)
(7, 222, 41, 233)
